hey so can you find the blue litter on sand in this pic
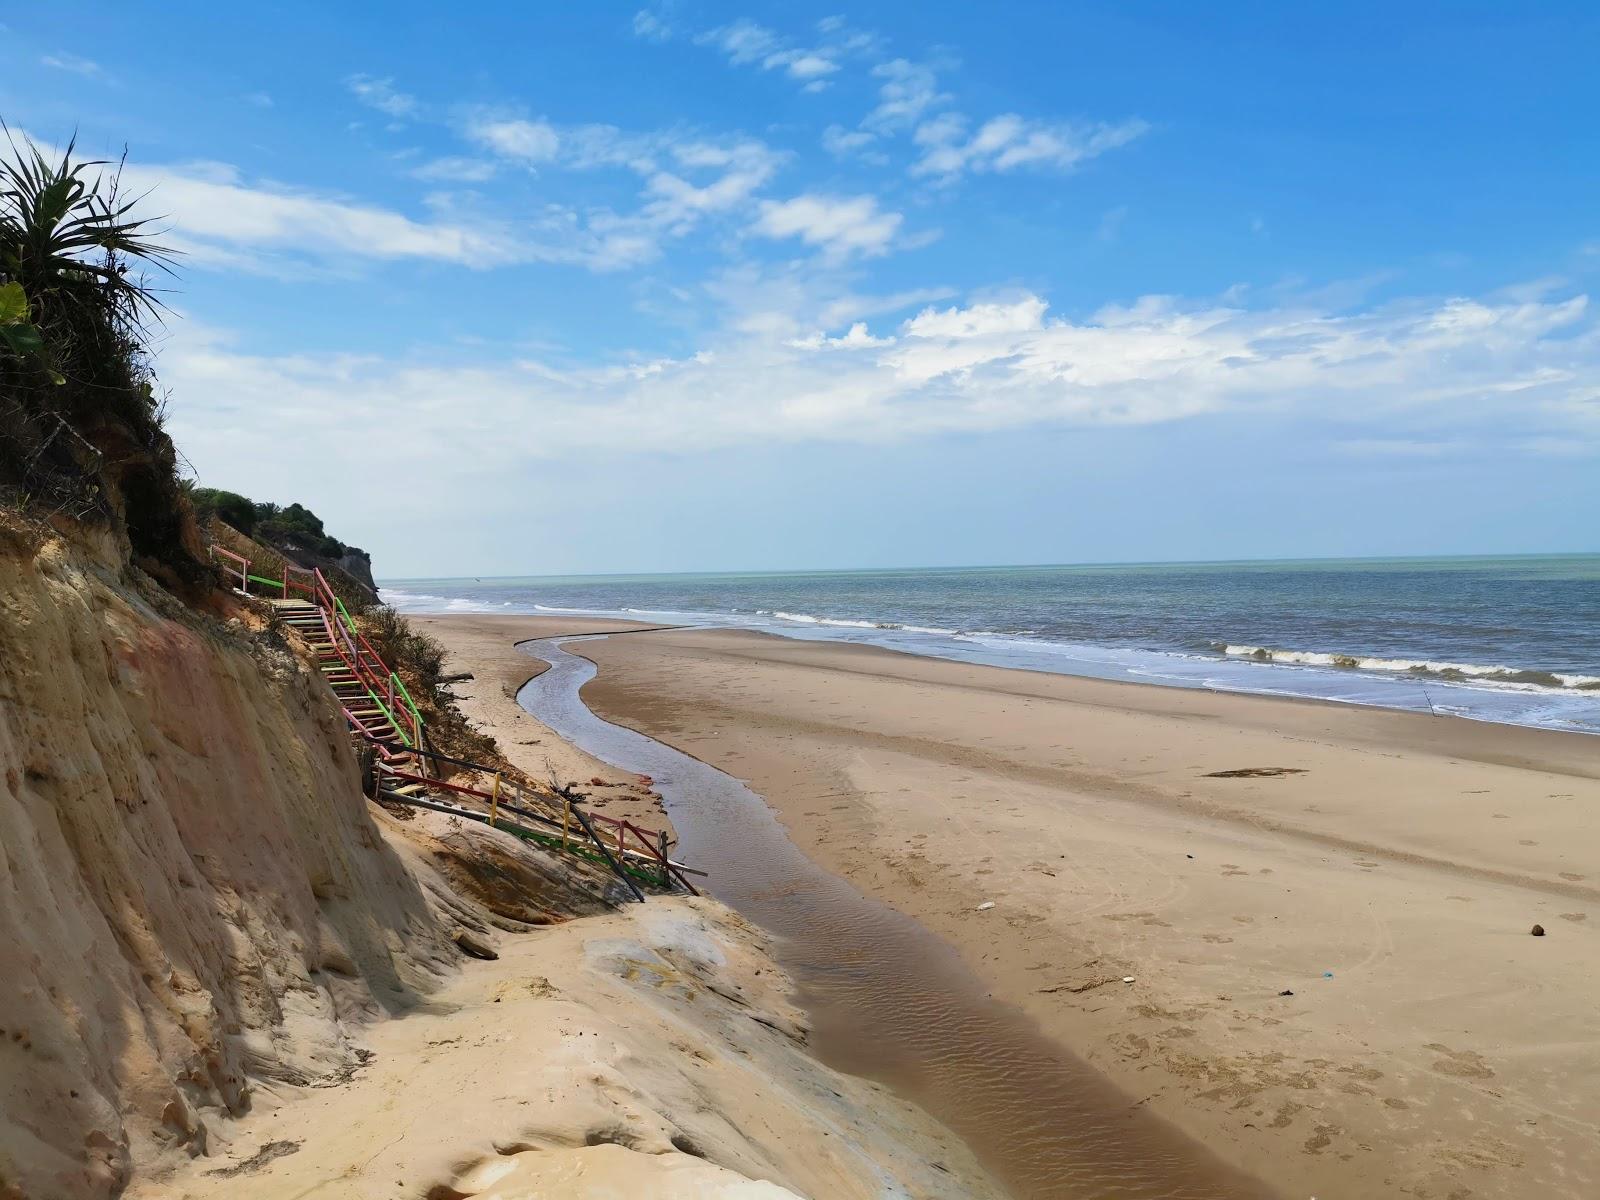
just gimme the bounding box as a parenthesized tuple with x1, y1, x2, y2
(1323, 971, 1334, 978)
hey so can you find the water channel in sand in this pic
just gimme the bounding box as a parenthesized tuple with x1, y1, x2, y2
(517, 635, 1275, 1200)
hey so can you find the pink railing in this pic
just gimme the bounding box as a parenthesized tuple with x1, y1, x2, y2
(210, 545, 249, 591)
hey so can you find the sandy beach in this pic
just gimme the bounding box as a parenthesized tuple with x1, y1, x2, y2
(410, 614, 679, 835)
(424, 615, 1600, 1200)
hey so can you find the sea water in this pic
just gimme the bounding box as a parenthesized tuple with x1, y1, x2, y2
(385, 554, 1600, 734)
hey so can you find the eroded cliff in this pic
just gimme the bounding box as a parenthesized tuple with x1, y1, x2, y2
(0, 519, 1001, 1200)
(0, 521, 456, 1198)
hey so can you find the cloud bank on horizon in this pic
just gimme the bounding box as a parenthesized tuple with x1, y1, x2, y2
(6, 3, 1598, 572)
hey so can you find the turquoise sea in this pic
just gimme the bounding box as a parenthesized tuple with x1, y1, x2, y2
(385, 554, 1600, 734)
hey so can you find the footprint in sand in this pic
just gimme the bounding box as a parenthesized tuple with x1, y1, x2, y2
(1518, 839, 1538, 846)
(1425, 1043, 1495, 1080)
(1560, 872, 1587, 882)
(1302, 1124, 1338, 1154)
(1103, 911, 1173, 928)
(1558, 912, 1587, 922)
(1268, 1100, 1303, 1129)
(1202, 934, 1234, 944)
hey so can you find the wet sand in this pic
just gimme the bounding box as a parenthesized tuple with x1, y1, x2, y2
(518, 635, 1271, 1200)
(410, 613, 677, 833)
(570, 626, 1600, 1200)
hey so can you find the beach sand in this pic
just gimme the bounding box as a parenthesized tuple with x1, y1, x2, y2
(427, 617, 1600, 1199)
(130, 877, 1003, 1200)
(410, 614, 677, 835)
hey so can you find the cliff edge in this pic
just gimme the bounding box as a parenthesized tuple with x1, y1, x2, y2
(0, 519, 457, 1198)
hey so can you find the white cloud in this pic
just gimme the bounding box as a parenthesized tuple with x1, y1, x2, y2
(697, 19, 840, 88)
(632, 8, 672, 41)
(164, 286, 1600, 490)
(118, 160, 517, 270)
(912, 112, 1148, 180)
(245, 91, 274, 108)
(116, 156, 685, 274)
(41, 52, 103, 77)
(700, 19, 781, 64)
(754, 194, 904, 260)
(0, 122, 627, 282)
(789, 322, 892, 350)
(822, 124, 879, 159)
(903, 296, 1048, 339)
(642, 140, 781, 230)
(450, 117, 783, 266)
(466, 116, 560, 164)
(409, 156, 499, 183)
(766, 50, 839, 83)
(866, 59, 949, 129)
(345, 74, 418, 118)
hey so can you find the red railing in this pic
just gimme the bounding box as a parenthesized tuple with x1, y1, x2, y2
(206, 539, 697, 895)
(208, 543, 423, 754)
(283, 563, 316, 600)
(307, 568, 423, 751)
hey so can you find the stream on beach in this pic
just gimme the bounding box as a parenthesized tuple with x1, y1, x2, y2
(517, 634, 1276, 1200)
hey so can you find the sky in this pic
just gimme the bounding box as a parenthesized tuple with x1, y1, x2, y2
(3, 2, 1598, 577)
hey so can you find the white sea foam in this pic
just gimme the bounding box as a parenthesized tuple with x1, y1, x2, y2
(771, 610, 880, 629)
(1220, 644, 1600, 691)
(766, 610, 967, 635)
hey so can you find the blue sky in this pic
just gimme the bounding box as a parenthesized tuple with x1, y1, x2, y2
(4, 3, 1598, 576)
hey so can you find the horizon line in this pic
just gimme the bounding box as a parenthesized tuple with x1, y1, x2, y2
(378, 548, 1599, 584)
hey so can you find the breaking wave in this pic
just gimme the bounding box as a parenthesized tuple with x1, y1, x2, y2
(1218, 644, 1600, 691)
(765, 610, 960, 635)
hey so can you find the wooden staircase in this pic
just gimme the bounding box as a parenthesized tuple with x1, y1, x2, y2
(212, 546, 699, 898)
(269, 597, 412, 748)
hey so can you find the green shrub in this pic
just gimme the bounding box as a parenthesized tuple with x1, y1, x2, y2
(361, 606, 447, 694)
(191, 487, 257, 534)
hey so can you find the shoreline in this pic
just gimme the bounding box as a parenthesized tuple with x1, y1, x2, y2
(382, 579, 1600, 738)
(516, 634, 1276, 1199)
(575, 626, 1600, 1198)
(419, 613, 1600, 1198)
(409, 614, 680, 836)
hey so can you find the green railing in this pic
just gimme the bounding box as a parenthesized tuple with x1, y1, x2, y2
(209, 545, 425, 751)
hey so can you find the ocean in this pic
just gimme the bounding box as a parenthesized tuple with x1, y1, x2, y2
(383, 555, 1600, 734)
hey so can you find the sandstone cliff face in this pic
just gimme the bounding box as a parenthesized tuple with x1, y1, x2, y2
(0, 525, 455, 1199)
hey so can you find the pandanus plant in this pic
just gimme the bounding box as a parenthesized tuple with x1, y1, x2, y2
(0, 126, 175, 385)
(0, 126, 191, 549)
